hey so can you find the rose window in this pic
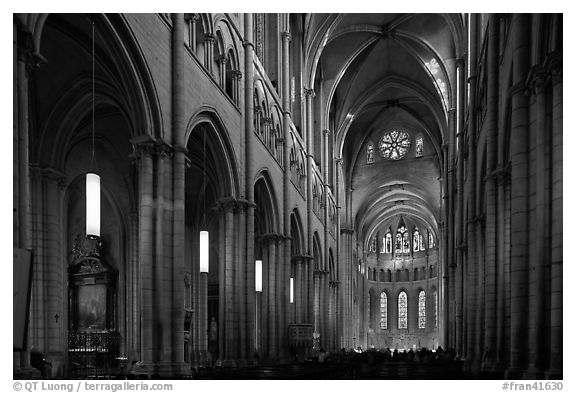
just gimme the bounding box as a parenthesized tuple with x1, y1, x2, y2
(379, 130, 411, 160)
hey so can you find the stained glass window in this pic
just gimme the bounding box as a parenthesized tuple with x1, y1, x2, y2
(428, 232, 434, 248)
(413, 230, 420, 251)
(370, 237, 377, 252)
(416, 136, 424, 157)
(385, 232, 392, 253)
(434, 290, 438, 328)
(424, 58, 448, 109)
(397, 226, 410, 254)
(418, 290, 426, 329)
(395, 233, 403, 253)
(380, 292, 388, 329)
(398, 291, 407, 329)
(403, 232, 410, 254)
(367, 142, 375, 164)
(414, 229, 425, 251)
(379, 130, 411, 160)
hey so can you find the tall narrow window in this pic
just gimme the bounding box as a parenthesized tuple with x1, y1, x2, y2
(385, 232, 392, 253)
(370, 237, 377, 253)
(398, 291, 407, 329)
(416, 135, 424, 157)
(434, 290, 438, 328)
(380, 292, 388, 329)
(413, 229, 421, 251)
(366, 142, 375, 164)
(397, 226, 409, 254)
(428, 232, 434, 248)
(402, 231, 410, 254)
(418, 290, 426, 329)
(395, 232, 403, 254)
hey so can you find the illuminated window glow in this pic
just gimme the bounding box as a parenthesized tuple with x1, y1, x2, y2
(398, 291, 408, 329)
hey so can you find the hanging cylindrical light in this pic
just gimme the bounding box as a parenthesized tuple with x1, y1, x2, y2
(200, 230, 209, 273)
(86, 173, 100, 238)
(255, 259, 262, 292)
(290, 277, 294, 304)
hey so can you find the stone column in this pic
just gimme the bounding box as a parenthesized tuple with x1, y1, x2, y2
(281, 29, 292, 361)
(545, 52, 562, 379)
(130, 137, 155, 370)
(14, 22, 35, 377)
(507, 13, 531, 378)
(267, 234, 278, 358)
(455, 57, 466, 359)
(465, 13, 479, 369)
(523, 63, 549, 378)
(481, 14, 500, 372)
(232, 70, 242, 105)
(204, 32, 215, 74)
(171, 13, 188, 374)
(236, 200, 248, 363)
(243, 13, 256, 363)
(218, 56, 227, 90)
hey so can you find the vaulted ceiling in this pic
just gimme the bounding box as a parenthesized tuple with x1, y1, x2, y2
(306, 13, 465, 245)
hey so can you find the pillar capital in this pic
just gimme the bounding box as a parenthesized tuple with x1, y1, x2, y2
(303, 88, 315, 98)
(232, 70, 243, 80)
(545, 50, 562, 85)
(29, 164, 67, 188)
(204, 32, 215, 43)
(525, 64, 548, 96)
(17, 27, 46, 77)
(281, 31, 292, 42)
(184, 13, 200, 23)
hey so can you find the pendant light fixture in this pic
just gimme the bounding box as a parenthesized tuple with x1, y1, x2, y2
(255, 259, 262, 292)
(86, 18, 100, 239)
(199, 127, 209, 273)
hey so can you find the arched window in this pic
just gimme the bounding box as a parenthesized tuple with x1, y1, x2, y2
(370, 237, 377, 253)
(385, 232, 392, 253)
(413, 228, 425, 252)
(398, 291, 407, 329)
(402, 231, 410, 254)
(416, 135, 424, 157)
(413, 229, 420, 251)
(380, 292, 388, 329)
(428, 231, 434, 248)
(367, 142, 375, 164)
(397, 225, 410, 254)
(395, 232, 403, 254)
(418, 290, 426, 329)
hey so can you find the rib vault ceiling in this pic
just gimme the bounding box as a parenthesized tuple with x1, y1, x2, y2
(306, 13, 464, 245)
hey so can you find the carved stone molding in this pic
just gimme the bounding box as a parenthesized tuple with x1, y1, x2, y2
(303, 88, 315, 98)
(71, 234, 103, 265)
(545, 51, 562, 85)
(29, 164, 67, 189)
(281, 31, 292, 42)
(525, 64, 547, 96)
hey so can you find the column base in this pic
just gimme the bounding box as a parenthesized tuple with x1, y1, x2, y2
(504, 366, 525, 380)
(190, 350, 213, 369)
(220, 359, 238, 368)
(544, 368, 563, 380)
(131, 361, 191, 378)
(523, 365, 545, 379)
